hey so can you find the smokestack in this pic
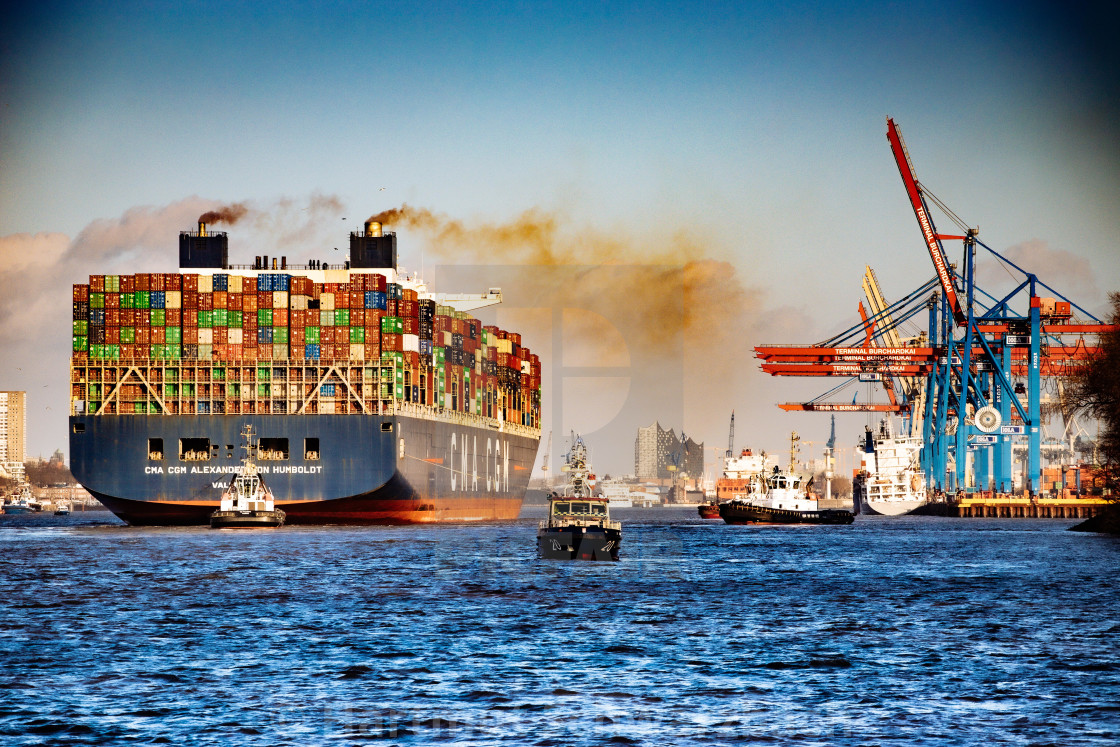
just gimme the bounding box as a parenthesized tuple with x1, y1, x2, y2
(199, 221, 208, 237)
(366, 220, 382, 237)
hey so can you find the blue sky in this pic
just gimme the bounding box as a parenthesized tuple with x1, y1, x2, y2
(2, 1, 1117, 472)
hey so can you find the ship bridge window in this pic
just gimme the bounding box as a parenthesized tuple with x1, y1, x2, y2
(590, 503, 606, 516)
(148, 438, 164, 461)
(552, 502, 570, 514)
(304, 438, 320, 461)
(179, 438, 211, 462)
(258, 438, 289, 461)
(571, 502, 591, 515)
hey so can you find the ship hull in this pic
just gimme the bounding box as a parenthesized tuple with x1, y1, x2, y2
(719, 501, 854, 526)
(537, 526, 621, 561)
(861, 498, 927, 516)
(70, 413, 538, 526)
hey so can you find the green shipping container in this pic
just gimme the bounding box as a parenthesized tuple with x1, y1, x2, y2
(105, 276, 120, 292)
(121, 327, 135, 344)
(198, 310, 212, 328)
(138, 291, 150, 308)
(73, 335, 88, 352)
(350, 327, 364, 344)
(274, 327, 289, 344)
(306, 327, 320, 344)
(381, 316, 404, 334)
(258, 309, 273, 326)
(230, 311, 243, 328)
(151, 309, 166, 327)
(90, 293, 105, 309)
(257, 365, 270, 381)
(227, 384, 239, 398)
(73, 320, 89, 336)
(337, 310, 350, 327)
(213, 309, 228, 327)
(166, 327, 182, 344)
(120, 293, 133, 309)
(257, 383, 270, 397)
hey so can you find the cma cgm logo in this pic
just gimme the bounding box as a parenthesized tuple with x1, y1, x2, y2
(449, 433, 510, 493)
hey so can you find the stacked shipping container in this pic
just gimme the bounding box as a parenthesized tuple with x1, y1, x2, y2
(71, 272, 543, 427)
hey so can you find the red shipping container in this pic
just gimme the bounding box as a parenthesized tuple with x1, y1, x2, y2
(228, 293, 242, 311)
(257, 344, 272, 361)
(106, 327, 121, 344)
(214, 327, 228, 345)
(402, 288, 418, 302)
(184, 292, 199, 309)
(350, 309, 365, 327)
(243, 276, 257, 293)
(274, 308, 289, 327)
(229, 344, 242, 361)
(166, 308, 182, 326)
(136, 327, 151, 344)
(199, 294, 213, 312)
(291, 328, 306, 345)
(404, 351, 420, 368)
(402, 317, 418, 335)
(364, 343, 379, 359)
(244, 295, 258, 313)
(90, 275, 105, 292)
(213, 291, 227, 309)
(106, 294, 121, 309)
(151, 327, 166, 344)
(73, 285, 89, 302)
(399, 300, 418, 318)
(258, 291, 272, 308)
(184, 327, 199, 344)
(106, 309, 120, 326)
(243, 345, 256, 361)
(383, 334, 402, 352)
(183, 274, 199, 292)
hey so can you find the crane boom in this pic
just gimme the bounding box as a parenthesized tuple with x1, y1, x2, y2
(726, 411, 735, 458)
(886, 117, 967, 325)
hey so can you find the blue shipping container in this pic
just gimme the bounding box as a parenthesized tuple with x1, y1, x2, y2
(305, 344, 320, 359)
(150, 291, 165, 309)
(213, 274, 228, 291)
(258, 327, 273, 344)
(276, 274, 290, 291)
(366, 291, 388, 309)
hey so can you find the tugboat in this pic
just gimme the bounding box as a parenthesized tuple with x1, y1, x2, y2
(537, 433, 621, 561)
(210, 425, 286, 529)
(2, 484, 35, 515)
(697, 502, 721, 519)
(719, 432, 854, 526)
(53, 502, 72, 516)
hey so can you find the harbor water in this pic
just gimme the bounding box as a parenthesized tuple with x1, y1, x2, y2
(1, 507, 1118, 746)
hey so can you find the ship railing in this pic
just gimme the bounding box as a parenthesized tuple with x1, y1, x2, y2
(538, 519, 622, 531)
(389, 400, 539, 438)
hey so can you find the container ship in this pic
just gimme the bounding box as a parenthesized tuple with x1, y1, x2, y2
(68, 219, 542, 525)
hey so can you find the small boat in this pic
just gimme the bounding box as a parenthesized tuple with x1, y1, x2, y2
(54, 502, 72, 516)
(538, 433, 621, 561)
(210, 425, 286, 529)
(720, 466, 854, 525)
(697, 502, 721, 519)
(2, 484, 35, 515)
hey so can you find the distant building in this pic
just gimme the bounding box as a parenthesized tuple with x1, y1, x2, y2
(634, 422, 704, 481)
(0, 391, 27, 465)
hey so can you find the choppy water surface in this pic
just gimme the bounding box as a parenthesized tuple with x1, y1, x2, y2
(1, 508, 1118, 746)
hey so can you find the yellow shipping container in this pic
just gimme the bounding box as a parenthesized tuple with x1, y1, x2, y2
(198, 274, 213, 294)
(273, 291, 288, 309)
(349, 344, 365, 361)
(165, 291, 182, 309)
(228, 275, 243, 293)
(290, 294, 308, 311)
(320, 292, 335, 311)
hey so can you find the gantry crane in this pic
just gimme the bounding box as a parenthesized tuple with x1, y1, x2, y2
(754, 119, 1114, 495)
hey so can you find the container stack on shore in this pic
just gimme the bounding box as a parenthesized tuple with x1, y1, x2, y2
(70, 272, 542, 425)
